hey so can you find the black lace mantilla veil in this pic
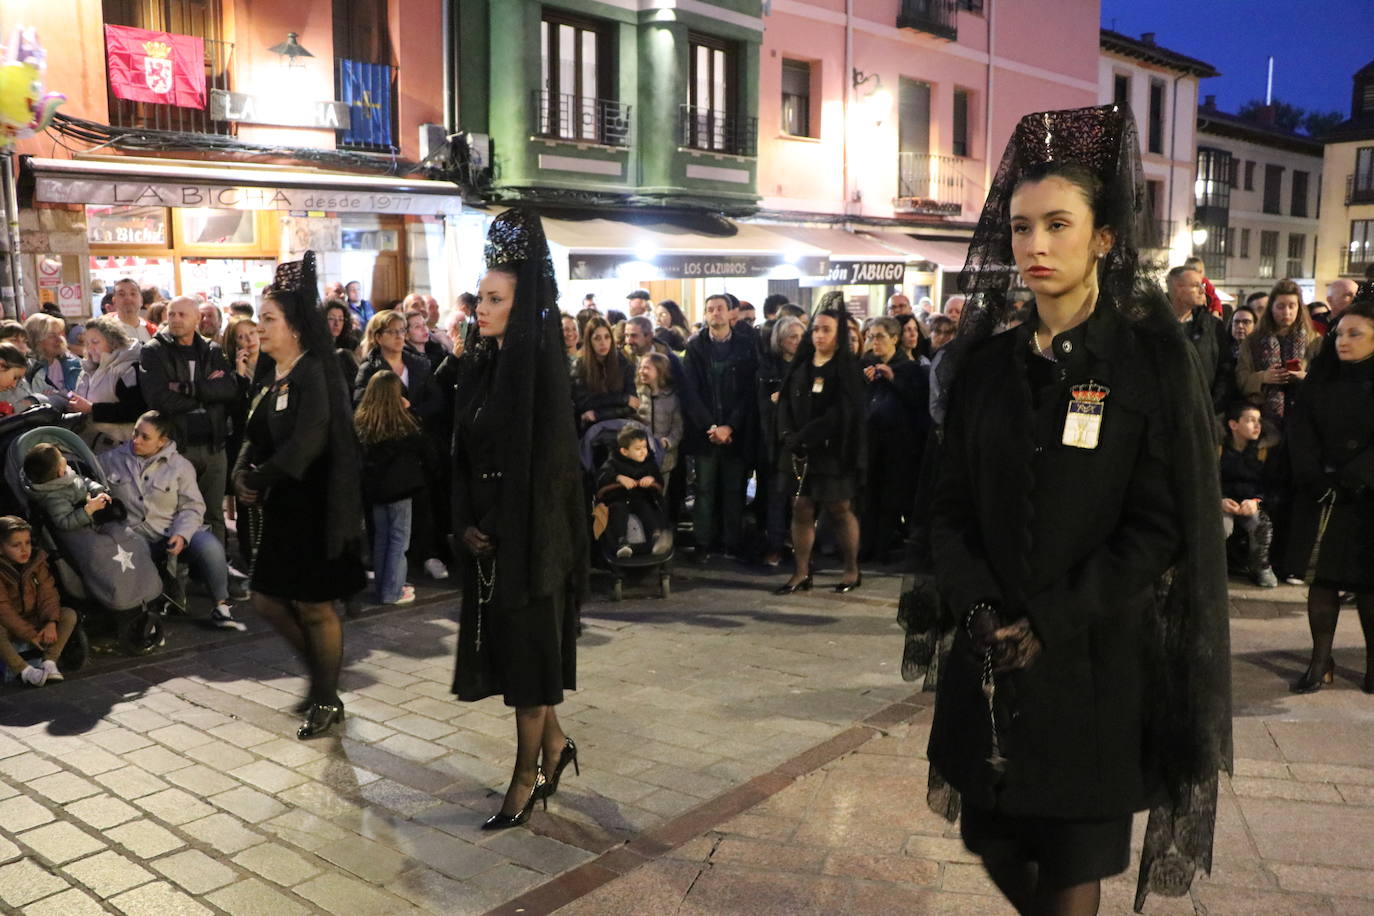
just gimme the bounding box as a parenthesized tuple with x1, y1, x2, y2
(905, 105, 1233, 912)
(464, 209, 587, 610)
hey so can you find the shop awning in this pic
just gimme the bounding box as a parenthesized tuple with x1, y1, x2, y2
(540, 215, 829, 280)
(761, 225, 909, 284)
(861, 231, 971, 272)
(23, 156, 464, 216)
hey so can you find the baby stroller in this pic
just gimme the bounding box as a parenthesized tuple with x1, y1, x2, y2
(580, 418, 674, 601)
(4, 426, 166, 655)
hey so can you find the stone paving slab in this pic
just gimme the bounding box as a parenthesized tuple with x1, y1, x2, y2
(0, 563, 920, 914)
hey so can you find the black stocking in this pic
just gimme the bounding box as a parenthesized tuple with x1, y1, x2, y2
(504, 706, 547, 815)
(787, 496, 817, 586)
(252, 593, 308, 657)
(823, 499, 860, 582)
(1356, 592, 1374, 679)
(980, 850, 1036, 915)
(295, 601, 343, 704)
(1033, 880, 1101, 916)
(1303, 585, 1341, 679)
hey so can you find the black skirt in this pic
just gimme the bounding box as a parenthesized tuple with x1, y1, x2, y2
(251, 462, 365, 602)
(798, 470, 856, 503)
(960, 803, 1133, 886)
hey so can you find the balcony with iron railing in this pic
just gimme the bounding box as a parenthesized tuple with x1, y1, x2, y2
(107, 36, 234, 136)
(1140, 218, 1175, 250)
(679, 105, 757, 157)
(894, 152, 964, 216)
(1341, 247, 1374, 277)
(897, 0, 958, 41)
(535, 90, 632, 148)
(1346, 174, 1374, 206)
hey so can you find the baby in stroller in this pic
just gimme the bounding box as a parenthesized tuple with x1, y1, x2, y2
(25, 443, 125, 530)
(595, 426, 672, 559)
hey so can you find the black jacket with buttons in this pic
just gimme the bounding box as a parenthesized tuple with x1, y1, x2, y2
(928, 304, 1184, 819)
(1283, 354, 1374, 585)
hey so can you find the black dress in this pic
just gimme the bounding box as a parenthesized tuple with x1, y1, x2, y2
(451, 354, 576, 707)
(243, 370, 365, 602)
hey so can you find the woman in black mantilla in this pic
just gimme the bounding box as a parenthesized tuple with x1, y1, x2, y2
(1284, 287, 1374, 695)
(773, 291, 866, 595)
(451, 210, 588, 830)
(233, 252, 365, 740)
(914, 106, 1231, 915)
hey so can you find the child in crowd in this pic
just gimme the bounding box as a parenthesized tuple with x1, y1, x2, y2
(635, 352, 683, 476)
(596, 426, 670, 559)
(1220, 402, 1279, 587)
(25, 442, 121, 531)
(355, 371, 429, 605)
(0, 516, 77, 686)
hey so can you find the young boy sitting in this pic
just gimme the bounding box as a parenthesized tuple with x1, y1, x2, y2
(596, 426, 671, 559)
(25, 443, 121, 531)
(0, 516, 77, 686)
(1220, 403, 1278, 588)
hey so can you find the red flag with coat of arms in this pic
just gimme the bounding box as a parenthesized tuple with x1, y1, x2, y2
(104, 24, 205, 109)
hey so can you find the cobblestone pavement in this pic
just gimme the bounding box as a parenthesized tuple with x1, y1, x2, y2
(0, 566, 1371, 915)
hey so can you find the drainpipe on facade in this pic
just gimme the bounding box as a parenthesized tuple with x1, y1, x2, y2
(1165, 72, 1185, 263)
(442, 0, 455, 134)
(984, 0, 995, 193)
(0, 153, 22, 320)
(843, 0, 853, 218)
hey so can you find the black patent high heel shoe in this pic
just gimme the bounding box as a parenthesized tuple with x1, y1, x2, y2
(773, 575, 812, 596)
(482, 769, 546, 831)
(539, 738, 580, 800)
(1290, 657, 1335, 694)
(834, 573, 862, 594)
(297, 701, 345, 739)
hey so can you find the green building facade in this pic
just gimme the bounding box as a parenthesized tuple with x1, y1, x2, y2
(456, 0, 763, 214)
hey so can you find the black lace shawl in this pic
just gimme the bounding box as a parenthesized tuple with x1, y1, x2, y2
(454, 210, 587, 609)
(906, 105, 1232, 910)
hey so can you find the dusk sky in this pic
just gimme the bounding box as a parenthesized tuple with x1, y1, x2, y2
(1100, 0, 1374, 124)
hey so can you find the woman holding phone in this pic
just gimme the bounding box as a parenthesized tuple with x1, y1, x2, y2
(1236, 278, 1321, 428)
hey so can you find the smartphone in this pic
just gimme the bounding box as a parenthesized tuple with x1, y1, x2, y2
(1284, 358, 1302, 371)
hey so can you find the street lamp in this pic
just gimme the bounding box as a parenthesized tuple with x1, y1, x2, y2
(1191, 226, 1209, 247)
(268, 32, 314, 69)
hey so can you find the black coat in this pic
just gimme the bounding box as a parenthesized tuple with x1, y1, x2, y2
(929, 305, 1183, 819)
(682, 328, 759, 455)
(1283, 356, 1374, 588)
(755, 350, 792, 465)
(861, 351, 930, 447)
(140, 331, 237, 450)
(361, 431, 430, 505)
(1181, 306, 1232, 412)
(569, 351, 637, 427)
(353, 349, 442, 425)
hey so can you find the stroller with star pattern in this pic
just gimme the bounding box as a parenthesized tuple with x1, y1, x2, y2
(4, 426, 167, 655)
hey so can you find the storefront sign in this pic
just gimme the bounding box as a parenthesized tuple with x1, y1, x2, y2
(822, 260, 906, 284)
(569, 254, 826, 281)
(35, 177, 461, 216)
(209, 89, 352, 130)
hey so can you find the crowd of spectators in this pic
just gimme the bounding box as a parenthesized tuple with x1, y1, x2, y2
(6, 265, 1370, 687)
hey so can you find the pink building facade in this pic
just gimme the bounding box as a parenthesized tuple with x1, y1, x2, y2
(751, 0, 1100, 307)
